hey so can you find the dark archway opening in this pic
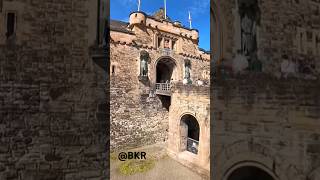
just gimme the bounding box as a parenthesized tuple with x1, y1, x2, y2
(156, 58, 175, 83)
(155, 58, 176, 110)
(158, 95, 171, 111)
(180, 115, 200, 154)
(227, 166, 275, 180)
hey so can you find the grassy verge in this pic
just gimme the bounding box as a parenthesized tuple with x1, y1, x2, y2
(118, 159, 155, 175)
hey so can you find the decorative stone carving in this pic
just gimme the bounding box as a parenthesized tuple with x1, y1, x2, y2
(238, 0, 260, 56)
(184, 59, 192, 84)
(140, 50, 149, 77)
(164, 39, 170, 49)
(184, 60, 191, 79)
(241, 14, 255, 55)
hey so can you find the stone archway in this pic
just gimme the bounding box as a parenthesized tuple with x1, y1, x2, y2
(226, 166, 275, 180)
(155, 57, 177, 83)
(180, 114, 200, 154)
(154, 57, 177, 110)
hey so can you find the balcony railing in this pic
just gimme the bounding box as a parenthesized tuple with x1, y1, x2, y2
(187, 138, 199, 154)
(155, 83, 171, 96)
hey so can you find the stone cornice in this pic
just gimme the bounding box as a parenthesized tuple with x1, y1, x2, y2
(110, 39, 210, 61)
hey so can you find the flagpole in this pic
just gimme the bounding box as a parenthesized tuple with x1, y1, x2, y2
(138, 0, 141, 11)
(164, 0, 167, 19)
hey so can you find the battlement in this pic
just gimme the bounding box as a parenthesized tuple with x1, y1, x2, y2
(128, 10, 199, 41)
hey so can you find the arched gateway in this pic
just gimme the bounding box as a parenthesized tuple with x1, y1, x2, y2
(156, 57, 177, 83)
(226, 166, 275, 180)
(154, 57, 177, 110)
(180, 114, 200, 154)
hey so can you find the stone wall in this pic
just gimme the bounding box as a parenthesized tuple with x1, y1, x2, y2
(0, 0, 107, 179)
(214, 0, 320, 76)
(212, 0, 320, 179)
(110, 38, 210, 150)
(168, 83, 210, 177)
(212, 75, 320, 180)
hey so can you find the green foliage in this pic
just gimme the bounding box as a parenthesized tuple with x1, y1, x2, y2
(118, 159, 155, 176)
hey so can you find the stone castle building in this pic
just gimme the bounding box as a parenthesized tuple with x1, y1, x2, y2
(0, 0, 108, 179)
(110, 8, 210, 176)
(212, 0, 320, 179)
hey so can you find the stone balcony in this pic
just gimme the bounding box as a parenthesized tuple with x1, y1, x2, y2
(155, 83, 172, 96)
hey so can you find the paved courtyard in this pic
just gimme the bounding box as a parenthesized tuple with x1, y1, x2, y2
(110, 144, 206, 180)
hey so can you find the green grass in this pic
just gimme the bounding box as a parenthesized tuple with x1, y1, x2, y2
(118, 159, 155, 176)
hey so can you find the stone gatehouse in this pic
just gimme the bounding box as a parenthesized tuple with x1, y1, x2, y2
(211, 0, 320, 179)
(110, 8, 210, 176)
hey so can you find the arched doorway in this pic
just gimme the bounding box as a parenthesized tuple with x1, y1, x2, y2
(227, 166, 275, 180)
(156, 57, 176, 83)
(155, 57, 177, 110)
(180, 114, 200, 154)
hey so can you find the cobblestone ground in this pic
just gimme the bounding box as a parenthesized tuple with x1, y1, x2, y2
(110, 143, 206, 180)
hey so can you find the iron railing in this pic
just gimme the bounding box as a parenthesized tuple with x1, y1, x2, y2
(187, 138, 199, 154)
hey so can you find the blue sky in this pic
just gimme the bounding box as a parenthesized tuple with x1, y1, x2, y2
(110, 0, 210, 51)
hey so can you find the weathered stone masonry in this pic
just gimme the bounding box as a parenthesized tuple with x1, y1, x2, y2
(212, 76, 320, 180)
(0, 0, 108, 179)
(110, 9, 210, 176)
(168, 83, 210, 176)
(212, 0, 320, 179)
(110, 9, 210, 151)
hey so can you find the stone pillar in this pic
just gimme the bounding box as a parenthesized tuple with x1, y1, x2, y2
(198, 123, 210, 168)
(167, 107, 180, 154)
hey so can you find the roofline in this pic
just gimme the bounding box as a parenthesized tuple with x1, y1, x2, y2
(110, 28, 135, 35)
(128, 11, 199, 32)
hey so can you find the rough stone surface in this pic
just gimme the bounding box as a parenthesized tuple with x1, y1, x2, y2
(212, 0, 320, 179)
(110, 9, 210, 176)
(0, 0, 108, 179)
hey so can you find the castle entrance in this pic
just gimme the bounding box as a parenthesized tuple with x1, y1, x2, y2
(180, 114, 200, 154)
(156, 59, 175, 83)
(155, 57, 176, 110)
(227, 166, 275, 180)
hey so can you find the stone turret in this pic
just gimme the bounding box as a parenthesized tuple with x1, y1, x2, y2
(129, 11, 146, 26)
(191, 29, 199, 41)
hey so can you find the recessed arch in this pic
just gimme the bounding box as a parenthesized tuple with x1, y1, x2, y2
(180, 114, 200, 154)
(223, 161, 279, 180)
(154, 56, 178, 83)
